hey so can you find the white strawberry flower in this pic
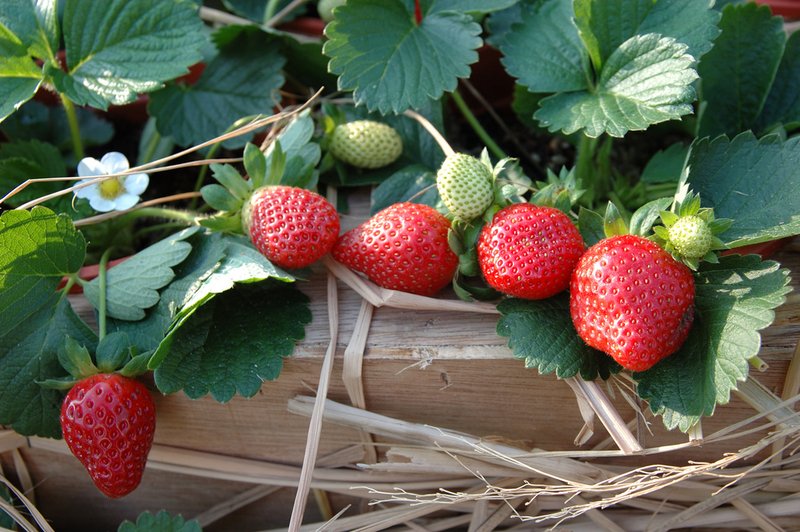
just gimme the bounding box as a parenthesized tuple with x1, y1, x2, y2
(74, 152, 149, 212)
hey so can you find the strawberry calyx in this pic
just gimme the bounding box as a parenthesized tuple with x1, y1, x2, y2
(651, 191, 732, 270)
(530, 167, 586, 214)
(38, 333, 151, 391)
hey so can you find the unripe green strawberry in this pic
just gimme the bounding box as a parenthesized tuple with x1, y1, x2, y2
(330, 120, 403, 169)
(318, 0, 345, 21)
(242, 185, 340, 270)
(667, 215, 713, 259)
(436, 153, 494, 221)
(570, 235, 695, 372)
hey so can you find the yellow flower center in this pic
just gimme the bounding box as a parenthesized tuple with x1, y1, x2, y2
(98, 178, 123, 199)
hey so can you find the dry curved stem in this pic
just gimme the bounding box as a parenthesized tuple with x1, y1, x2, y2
(403, 109, 455, 158)
(7, 89, 323, 211)
(72, 191, 201, 227)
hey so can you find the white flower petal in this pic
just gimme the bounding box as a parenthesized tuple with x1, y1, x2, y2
(100, 152, 130, 174)
(77, 157, 105, 177)
(73, 179, 99, 199)
(112, 193, 140, 211)
(123, 173, 149, 195)
(89, 196, 116, 212)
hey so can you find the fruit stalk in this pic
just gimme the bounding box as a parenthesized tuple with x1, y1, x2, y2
(450, 90, 507, 160)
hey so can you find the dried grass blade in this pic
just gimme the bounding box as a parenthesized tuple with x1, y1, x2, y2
(647, 477, 772, 532)
(288, 272, 339, 531)
(0, 473, 54, 532)
(10, 449, 34, 506)
(565, 378, 644, 454)
(729, 498, 785, 532)
(773, 339, 800, 460)
(343, 299, 378, 464)
(193, 485, 282, 527)
(735, 377, 800, 428)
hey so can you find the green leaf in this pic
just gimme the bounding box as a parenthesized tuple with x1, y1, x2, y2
(500, 0, 591, 93)
(755, 31, 800, 134)
(574, 0, 719, 71)
(106, 230, 228, 353)
(497, 295, 620, 380)
(634, 255, 791, 432)
(153, 282, 310, 402)
(167, 235, 294, 328)
(324, 0, 482, 114)
(0, 139, 66, 206)
(53, 0, 206, 109)
(149, 27, 284, 147)
(210, 163, 251, 201)
(536, 34, 698, 138)
(370, 165, 441, 214)
(0, 207, 86, 337)
(640, 142, 688, 183)
(683, 133, 800, 247)
(578, 207, 605, 247)
(118, 510, 201, 532)
(629, 197, 672, 237)
(0, 0, 59, 59)
(83, 227, 198, 321)
(1, 100, 114, 153)
(0, 298, 96, 437)
(429, 0, 517, 15)
(697, 3, 785, 138)
(0, 23, 43, 122)
(0, 208, 94, 436)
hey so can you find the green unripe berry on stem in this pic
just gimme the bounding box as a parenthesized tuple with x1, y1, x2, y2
(667, 215, 713, 259)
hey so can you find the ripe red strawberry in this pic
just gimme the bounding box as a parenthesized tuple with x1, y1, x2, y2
(570, 234, 695, 372)
(332, 202, 458, 296)
(477, 203, 584, 299)
(61, 374, 156, 498)
(243, 185, 340, 269)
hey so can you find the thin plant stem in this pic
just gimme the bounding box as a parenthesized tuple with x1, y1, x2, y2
(265, 0, 309, 28)
(60, 95, 84, 160)
(450, 90, 507, 160)
(73, 192, 201, 227)
(264, 0, 282, 22)
(575, 133, 599, 202)
(97, 247, 114, 341)
(403, 110, 455, 157)
(123, 207, 198, 225)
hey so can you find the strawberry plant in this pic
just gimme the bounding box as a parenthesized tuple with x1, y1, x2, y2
(0, 0, 799, 525)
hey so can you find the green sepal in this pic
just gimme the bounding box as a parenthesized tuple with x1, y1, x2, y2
(447, 227, 466, 255)
(479, 148, 493, 171)
(36, 377, 78, 391)
(578, 207, 605, 247)
(629, 198, 673, 237)
(660, 210, 680, 227)
(452, 274, 500, 302)
(603, 201, 627, 237)
(211, 163, 252, 201)
(119, 351, 153, 378)
(462, 219, 486, 249)
(683, 256, 700, 270)
(708, 218, 734, 234)
(244, 142, 267, 189)
(458, 248, 480, 277)
(58, 336, 98, 380)
(265, 140, 287, 187)
(201, 184, 241, 212)
(652, 225, 670, 240)
(199, 214, 245, 234)
(95, 332, 134, 373)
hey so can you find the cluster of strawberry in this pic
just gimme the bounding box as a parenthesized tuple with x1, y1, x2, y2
(61, 119, 707, 499)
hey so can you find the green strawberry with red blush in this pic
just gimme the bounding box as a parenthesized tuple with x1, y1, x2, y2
(570, 234, 695, 372)
(477, 203, 584, 300)
(332, 202, 458, 296)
